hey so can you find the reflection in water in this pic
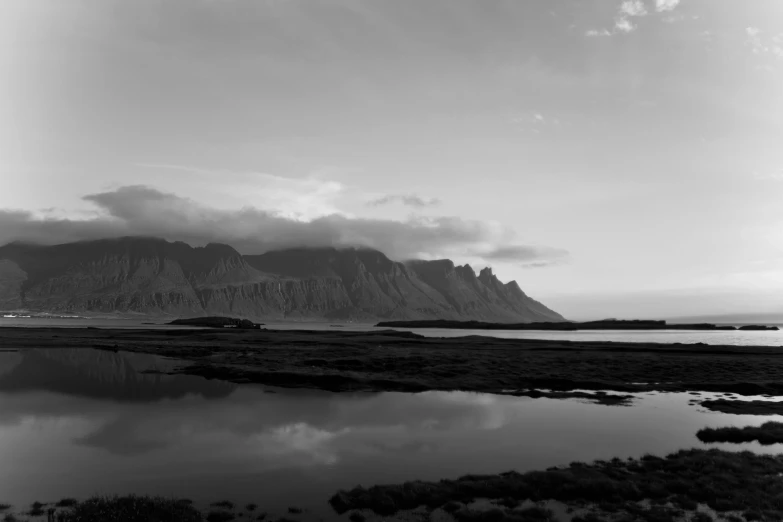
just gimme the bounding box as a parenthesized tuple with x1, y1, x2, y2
(0, 349, 781, 516)
(0, 348, 236, 401)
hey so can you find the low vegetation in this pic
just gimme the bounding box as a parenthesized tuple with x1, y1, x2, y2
(54, 495, 203, 521)
(697, 422, 783, 445)
(330, 448, 783, 521)
(27, 502, 45, 517)
(699, 399, 783, 415)
(0, 496, 285, 522)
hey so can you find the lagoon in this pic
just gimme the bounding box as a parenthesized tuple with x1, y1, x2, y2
(1, 348, 781, 519)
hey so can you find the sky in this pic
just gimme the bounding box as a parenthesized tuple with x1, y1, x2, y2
(1, 0, 782, 320)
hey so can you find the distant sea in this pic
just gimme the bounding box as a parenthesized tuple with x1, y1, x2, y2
(1, 315, 782, 347)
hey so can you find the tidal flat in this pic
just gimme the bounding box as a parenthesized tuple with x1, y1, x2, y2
(2, 326, 783, 397)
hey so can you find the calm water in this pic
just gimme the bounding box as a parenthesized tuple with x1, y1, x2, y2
(1, 348, 781, 518)
(1, 316, 782, 346)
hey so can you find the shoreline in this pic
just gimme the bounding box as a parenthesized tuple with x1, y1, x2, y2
(374, 319, 780, 331)
(330, 448, 783, 521)
(3, 326, 783, 399)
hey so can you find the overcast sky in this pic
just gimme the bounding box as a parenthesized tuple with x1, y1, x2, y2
(1, 0, 782, 320)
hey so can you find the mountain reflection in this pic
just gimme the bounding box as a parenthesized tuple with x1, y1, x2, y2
(0, 348, 236, 401)
(0, 349, 511, 460)
(0, 350, 765, 512)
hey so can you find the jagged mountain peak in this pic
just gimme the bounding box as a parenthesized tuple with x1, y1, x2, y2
(0, 237, 565, 322)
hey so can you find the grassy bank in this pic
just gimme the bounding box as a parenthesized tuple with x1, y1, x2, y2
(699, 399, 783, 415)
(330, 448, 783, 521)
(5, 449, 783, 520)
(697, 422, 783, 445)
(0, 496, 274, 522)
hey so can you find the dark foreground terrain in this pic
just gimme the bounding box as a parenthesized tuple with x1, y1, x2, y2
(331, 448, 783, 521)
(3, 327, 783, 400)
(4, 449, 782, 521)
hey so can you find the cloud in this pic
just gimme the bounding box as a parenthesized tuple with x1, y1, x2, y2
(619, 0, 647, 17)
(747, 26, 765, 54)
(476, 246, 569, 269)
(475, 245, 569, 264)
(519, 261, 564, 269)
(136, 163, 346, 220)
(367, 194, 440, 208)
(614, 17, 636, 33)
(591, 0, 682, 36)
(655, 0, 680, 12)
(0, 185, 567, 265)
(745, 28, 783, 59)
(613, 0, 646, 33)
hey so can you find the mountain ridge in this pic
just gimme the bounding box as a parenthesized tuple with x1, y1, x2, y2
(0, 237, 565, 322)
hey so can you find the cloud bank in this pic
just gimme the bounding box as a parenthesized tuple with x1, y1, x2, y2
(475, 245, 570, 267)
(367, 194, 440, 208)
(0, 186, 568, 266)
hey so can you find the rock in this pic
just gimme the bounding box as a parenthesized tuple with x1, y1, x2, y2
(169, 317, 263, 329)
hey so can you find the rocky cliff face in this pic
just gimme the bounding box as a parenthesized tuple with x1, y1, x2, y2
(0, 237, 564, 322)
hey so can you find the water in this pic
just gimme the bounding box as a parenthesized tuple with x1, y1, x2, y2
(1, 348, 781, 518)
(1, 316, 782, 346)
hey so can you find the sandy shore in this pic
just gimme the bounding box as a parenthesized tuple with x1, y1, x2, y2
(3, 326, 783, 399)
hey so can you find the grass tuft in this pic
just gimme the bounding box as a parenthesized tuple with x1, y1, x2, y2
(349, 513, 366, 522)
(697, 422, 783, 445)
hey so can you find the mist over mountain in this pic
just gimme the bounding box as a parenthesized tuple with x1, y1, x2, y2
(0, 237, 564, 322)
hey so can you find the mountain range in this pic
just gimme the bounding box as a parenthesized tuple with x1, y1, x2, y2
(0, 237, 564, 322)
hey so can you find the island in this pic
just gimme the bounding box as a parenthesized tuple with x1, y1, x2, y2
(738, 325, 780, 331)
(375, 319, 779, 331)
(168, 316, 264, 329)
